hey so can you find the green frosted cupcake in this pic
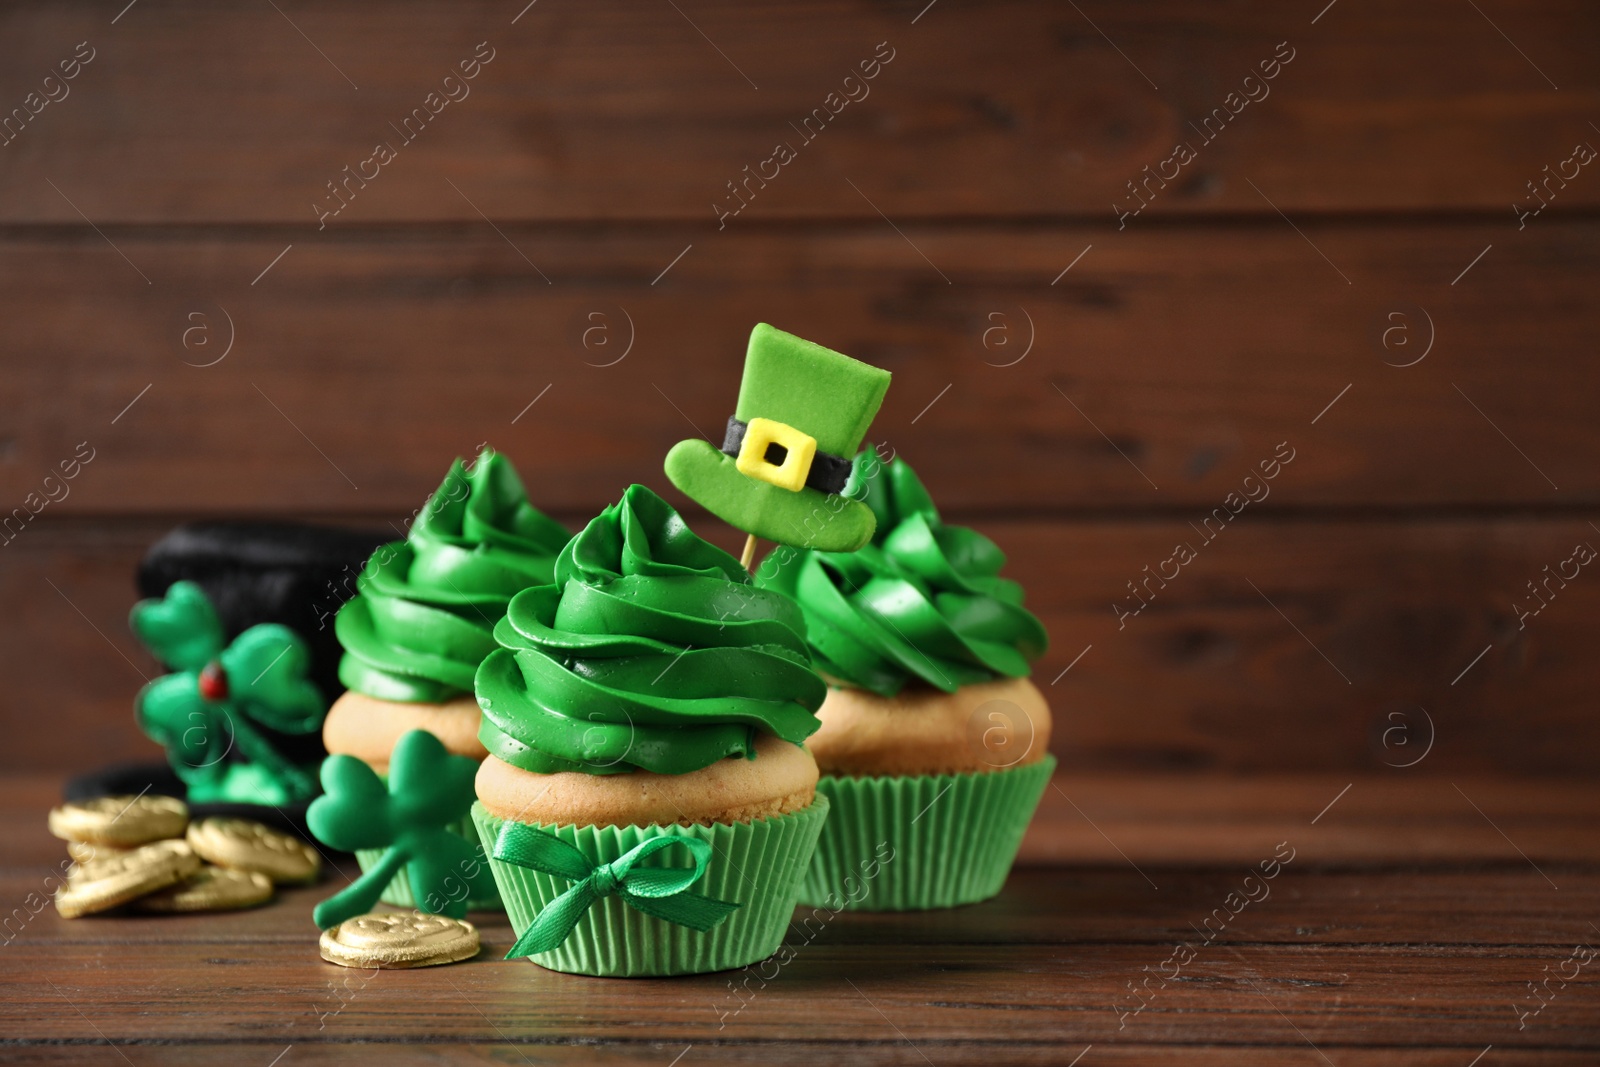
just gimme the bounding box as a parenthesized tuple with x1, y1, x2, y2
(472, 484, 830, 976)
(757, 451, 1053, 910)
(324, 448, 569, 908)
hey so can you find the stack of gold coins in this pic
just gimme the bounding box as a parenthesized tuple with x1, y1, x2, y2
(47, 796, 317, 917)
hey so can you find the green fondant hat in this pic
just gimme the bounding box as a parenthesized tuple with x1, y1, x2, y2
(664, 324, 891, 552)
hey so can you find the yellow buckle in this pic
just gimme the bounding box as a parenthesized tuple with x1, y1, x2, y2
(735, 417, 816, 493)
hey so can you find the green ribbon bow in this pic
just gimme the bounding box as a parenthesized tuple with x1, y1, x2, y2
(131, 581, 325, 804)
(308, 729, 496, 929)
(492, 823, 741, 958)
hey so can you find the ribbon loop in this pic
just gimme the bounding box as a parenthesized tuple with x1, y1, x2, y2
(493, 825, 741, 959)
(494, 822, 593, 881)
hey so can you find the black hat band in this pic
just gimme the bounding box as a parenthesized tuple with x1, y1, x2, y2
(721, 417, 852, 495)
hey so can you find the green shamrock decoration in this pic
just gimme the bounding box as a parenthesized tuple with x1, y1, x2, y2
(308, 729, 496, 929)
(132, 581, 325, 805)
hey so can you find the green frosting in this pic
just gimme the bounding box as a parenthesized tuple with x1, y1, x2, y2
(756, 452, 1048, 697)
(336, 450, 570, 703)
(475, 484, 825, 776)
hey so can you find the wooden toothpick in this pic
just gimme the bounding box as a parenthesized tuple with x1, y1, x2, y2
(739, 533, 758, 571)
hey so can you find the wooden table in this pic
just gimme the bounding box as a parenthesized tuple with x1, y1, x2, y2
(4, 773, 1598, 1065)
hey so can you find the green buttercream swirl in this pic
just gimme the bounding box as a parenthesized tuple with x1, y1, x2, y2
(475, 484, 825, 776)
(756, 452, 1048, 697)
(336, 450, 570, 703)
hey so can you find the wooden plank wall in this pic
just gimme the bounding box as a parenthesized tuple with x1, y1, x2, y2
(2, 0, 1596, 777)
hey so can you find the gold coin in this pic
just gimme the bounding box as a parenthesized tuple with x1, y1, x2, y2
(66, 840, 131, 865)
(55, 839, 201, 919)
(131, 866, 274, 914)
(186, 817, 320, 884)
(48, 794, 188, 848)
(319, 912, 480, 969)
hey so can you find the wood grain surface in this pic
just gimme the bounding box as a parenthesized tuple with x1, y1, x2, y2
(4, 774, 1598, 1064)
(4, 2, 1597, 1061)
(2, 222, 1595, 516)
(2, 1, 1597, 224)
(16, 510, 1600, 776)
(2, 7, 1596, 772)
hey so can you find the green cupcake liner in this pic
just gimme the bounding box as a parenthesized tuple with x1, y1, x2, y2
(799, 755, 1055, 911)
(472, 795, 829, 977)
(354, 813, 502, 912)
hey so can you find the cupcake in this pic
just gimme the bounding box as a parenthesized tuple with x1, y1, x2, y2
(324, 448, 569, 905)
(472, 484, 831, 977)
(757, 450, 1053, 910)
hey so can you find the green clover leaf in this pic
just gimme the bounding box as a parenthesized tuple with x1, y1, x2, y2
(130, 580, 224, 672)
(307, 729, 495, 929)
(131, 581, 325, 804)
(218, 627, 323, 734)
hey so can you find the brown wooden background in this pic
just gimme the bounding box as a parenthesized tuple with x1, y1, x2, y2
(3, 0, 1597, 780)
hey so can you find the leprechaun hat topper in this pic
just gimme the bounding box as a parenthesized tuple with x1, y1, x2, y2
(665, 324, 891, 552)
